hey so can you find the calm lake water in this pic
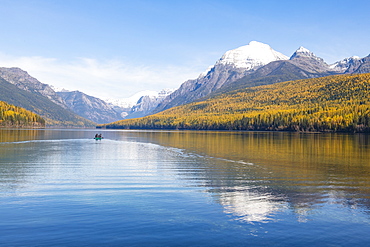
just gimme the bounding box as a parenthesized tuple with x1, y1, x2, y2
(0, 129, 370, 246)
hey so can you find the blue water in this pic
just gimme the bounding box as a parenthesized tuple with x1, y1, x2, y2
(0, 129, 370, 246)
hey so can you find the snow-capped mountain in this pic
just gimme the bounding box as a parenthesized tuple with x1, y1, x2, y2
(216, 41, 288, 69)
(289, 46, 332, 73)
(104, 89, 175, 119)
(329, 56, 361, 73)
(329, 55, 370, 74)
(4, 41, 369, 125)
(105, 90, 159, 109)
(126, 89, 174, 119)
(153, 41, 288, 113)
(290, 46, 317, 59)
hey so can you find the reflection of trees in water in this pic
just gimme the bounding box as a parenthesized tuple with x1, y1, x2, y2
(0, 129, 40, 142)
(127, 130, 370, 222)
(2, 129, 369, 222)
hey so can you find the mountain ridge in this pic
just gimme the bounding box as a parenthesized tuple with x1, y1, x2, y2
(57, 90, 123, 124)
(0, 67, 67, 108)
(151, 43, 370, 115)
(99, 73, 370, 133)
(153, 41, 288, 114)
(0, 76, 95, 127)
(2, 41, 370, 127)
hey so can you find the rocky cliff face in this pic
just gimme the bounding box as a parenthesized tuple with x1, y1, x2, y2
(153, 41, 288, 113)
(57, 91, 122, 124)
(0, 67, 67, 108)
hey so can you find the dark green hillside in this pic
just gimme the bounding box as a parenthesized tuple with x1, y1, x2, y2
(99, 73, 370, 133)
(0, 77, 95, 127)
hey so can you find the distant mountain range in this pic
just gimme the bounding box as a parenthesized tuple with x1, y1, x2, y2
(104, 89, 174, 119)
(1, 40, 369, 128)
(0, 67, 172, 125)
(0, 69, 94, 127)
(56, 88, 174, 122)
(100, 73, 370, 133)
(152, 41, 370, 114)
(56, 90, 122, 124)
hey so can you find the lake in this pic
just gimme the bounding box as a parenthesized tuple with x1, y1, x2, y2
(0, 129, 370, 246)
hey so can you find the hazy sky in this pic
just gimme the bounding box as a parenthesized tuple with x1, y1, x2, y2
(0, 0, 369, 99)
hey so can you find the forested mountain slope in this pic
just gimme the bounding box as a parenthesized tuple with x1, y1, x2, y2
(0, 77, 95, 127)
(152, 45, 370, 116)
(99, 73, 370, 132)
(0, 100, 45, 127)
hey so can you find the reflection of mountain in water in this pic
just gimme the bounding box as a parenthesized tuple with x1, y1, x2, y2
(2, 129, 370, 223)
(218, 187, 288, 222)
(122, 131, 370, 222)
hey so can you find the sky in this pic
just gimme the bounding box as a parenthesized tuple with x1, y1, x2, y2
(0, 0, 369, 99)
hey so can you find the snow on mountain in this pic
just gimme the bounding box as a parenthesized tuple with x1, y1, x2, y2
(290, 46, 321, 60)
(153, 41, 289, 113)
(215, 41, 289, 70)
(329, 56, 361, 72)
(157, 88, 175, 99)
(127, 88, 175, 118)
(198, 65, 214, 78)
(293, 46, 311, 55)
(105, 90, 159, 108)
(104, 89, 175, 119)
(289, 46, 331, 73)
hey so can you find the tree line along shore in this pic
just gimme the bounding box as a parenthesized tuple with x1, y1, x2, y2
(98, 73, 370, 133)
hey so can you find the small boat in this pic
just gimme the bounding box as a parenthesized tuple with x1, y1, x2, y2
(94, 134, 103, 140)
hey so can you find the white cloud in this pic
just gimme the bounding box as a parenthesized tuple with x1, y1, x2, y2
(0, 53, 206, 99)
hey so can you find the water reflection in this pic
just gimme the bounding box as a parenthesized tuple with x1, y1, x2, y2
(1, 129, 370, 225)
(111, 130, 370, 222)
(218, 187, 288, 222)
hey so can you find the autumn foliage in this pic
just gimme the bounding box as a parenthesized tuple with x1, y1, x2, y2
(0, 101, 45, 127)
(100, 73, 370, 132)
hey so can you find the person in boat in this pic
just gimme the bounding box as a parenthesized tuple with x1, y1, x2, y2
(95, 134, 99, 138)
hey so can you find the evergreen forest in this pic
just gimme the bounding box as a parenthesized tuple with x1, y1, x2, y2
(99, 73, 370, 132)
(0, 100, 45, 127)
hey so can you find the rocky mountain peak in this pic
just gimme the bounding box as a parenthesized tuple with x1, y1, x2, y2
(153, 41, 290, 114)
(0, 67, 67, 108)
(57, 90, 122, 124)
(289, 46, 330, 73)
(290, 46, 320, 60)
(329, 56, 361, 73)
(216, 41, 289, 70)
